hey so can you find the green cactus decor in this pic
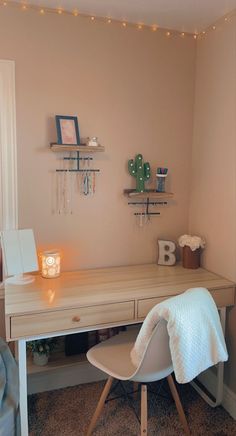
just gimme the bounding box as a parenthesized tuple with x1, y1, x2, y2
(128, 154, 151, 192)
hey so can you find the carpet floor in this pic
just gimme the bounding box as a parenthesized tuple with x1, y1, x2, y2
(28, 380, 236, 435)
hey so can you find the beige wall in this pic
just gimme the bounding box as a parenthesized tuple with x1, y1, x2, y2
(0, 7, 196, 271)
(190, 16, 236, 391)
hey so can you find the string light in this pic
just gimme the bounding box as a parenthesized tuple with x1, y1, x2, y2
(0, 1, 232, 38)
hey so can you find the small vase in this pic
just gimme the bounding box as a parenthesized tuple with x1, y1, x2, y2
(182, 246, 200, 269)
(33, 352, 49, 366)
(156, 175, 167, 192)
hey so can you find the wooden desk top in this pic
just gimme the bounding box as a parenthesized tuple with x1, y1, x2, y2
(5, 264, 235, 317)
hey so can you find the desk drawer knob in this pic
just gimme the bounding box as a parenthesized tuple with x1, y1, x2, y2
(72, 316, 81, 323)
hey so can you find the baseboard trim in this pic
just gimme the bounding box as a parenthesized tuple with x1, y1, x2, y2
(198, 371, 236, 420)
(28, 360, 106, 395)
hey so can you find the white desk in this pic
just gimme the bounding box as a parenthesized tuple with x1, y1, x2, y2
(4, 264, 235, 435)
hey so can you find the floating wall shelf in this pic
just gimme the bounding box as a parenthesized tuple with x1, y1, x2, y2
(50, 143, 105, 153)
(124, 189, 174, 199)
(49, 143, 105, 172)
(50, 142, 105, 207)
(124, 189, 174, 219)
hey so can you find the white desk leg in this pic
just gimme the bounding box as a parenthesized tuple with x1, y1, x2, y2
(17, 339, 29, 435)
(191, 307, 226, 407)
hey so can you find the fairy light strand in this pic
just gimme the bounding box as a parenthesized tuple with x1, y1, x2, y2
(1, 0, 235, 39)
(198, 10, 235, 38)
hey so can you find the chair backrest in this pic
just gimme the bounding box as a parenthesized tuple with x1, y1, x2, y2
(131, 319, 173, 383)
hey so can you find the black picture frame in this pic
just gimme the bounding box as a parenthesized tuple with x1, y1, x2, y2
(55, 115, 80, 145)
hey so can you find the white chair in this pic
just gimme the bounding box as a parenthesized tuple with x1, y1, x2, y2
(86, 320, 190, 435)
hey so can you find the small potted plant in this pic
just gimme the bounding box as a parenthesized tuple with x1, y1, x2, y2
(27, 338, 58, 366)
(178, 234, 205, 269)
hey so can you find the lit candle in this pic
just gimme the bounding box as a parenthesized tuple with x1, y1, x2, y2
(42, 250, 61, 278)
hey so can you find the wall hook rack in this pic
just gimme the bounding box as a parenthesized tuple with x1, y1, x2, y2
(50, 143, 105, 212)
(124, 189, 174, 221)
(134, 212, 160, 216)
(128, 200, 167, 217)
(55, 151, 100, 172)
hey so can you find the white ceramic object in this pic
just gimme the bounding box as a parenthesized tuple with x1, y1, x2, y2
(33, 352, 49, 366)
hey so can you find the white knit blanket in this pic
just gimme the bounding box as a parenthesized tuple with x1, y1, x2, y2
(130, 288, 228, 383)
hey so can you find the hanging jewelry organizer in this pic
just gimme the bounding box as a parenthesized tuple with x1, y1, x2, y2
(124, 189, 174, 226)
(50, 143, 105, 214)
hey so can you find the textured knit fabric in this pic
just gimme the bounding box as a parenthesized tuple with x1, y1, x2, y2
(130, 288, 228, 383)
(0, 339, 19, 436)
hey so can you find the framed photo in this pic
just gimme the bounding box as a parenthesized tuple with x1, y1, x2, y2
(55, 115, 80, 145)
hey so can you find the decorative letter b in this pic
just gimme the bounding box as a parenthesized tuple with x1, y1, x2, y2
(157, 240, 176, 266)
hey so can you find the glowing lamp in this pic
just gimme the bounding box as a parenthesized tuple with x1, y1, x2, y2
(42, 250, 60, 278)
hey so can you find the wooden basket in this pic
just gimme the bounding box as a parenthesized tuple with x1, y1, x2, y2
(182, 246, 200, 269)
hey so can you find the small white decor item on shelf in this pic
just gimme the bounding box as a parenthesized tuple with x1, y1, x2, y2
(157, 240, 176, 266)
(88, 137, 99, 147)
(27, 338, 58, 366)
(33, 352, 49, 366)
(178, 234, 205, 269)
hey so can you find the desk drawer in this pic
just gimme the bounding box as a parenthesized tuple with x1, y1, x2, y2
(10, 301, 135, 339)
(137, 287, 235, 320)
(137, 297, 167, 319)
(211, 287, 235, 307)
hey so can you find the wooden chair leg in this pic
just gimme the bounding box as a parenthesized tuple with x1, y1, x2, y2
(86, 376, 114, 436)
(141, 384, 148, 435)
(133, 382, 139, 399)
(167, 375, 190, 436)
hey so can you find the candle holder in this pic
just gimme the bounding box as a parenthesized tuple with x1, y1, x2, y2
(41, 250, 61, 278)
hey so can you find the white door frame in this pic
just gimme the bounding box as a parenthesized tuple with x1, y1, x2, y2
(0, 59, 18, 231)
